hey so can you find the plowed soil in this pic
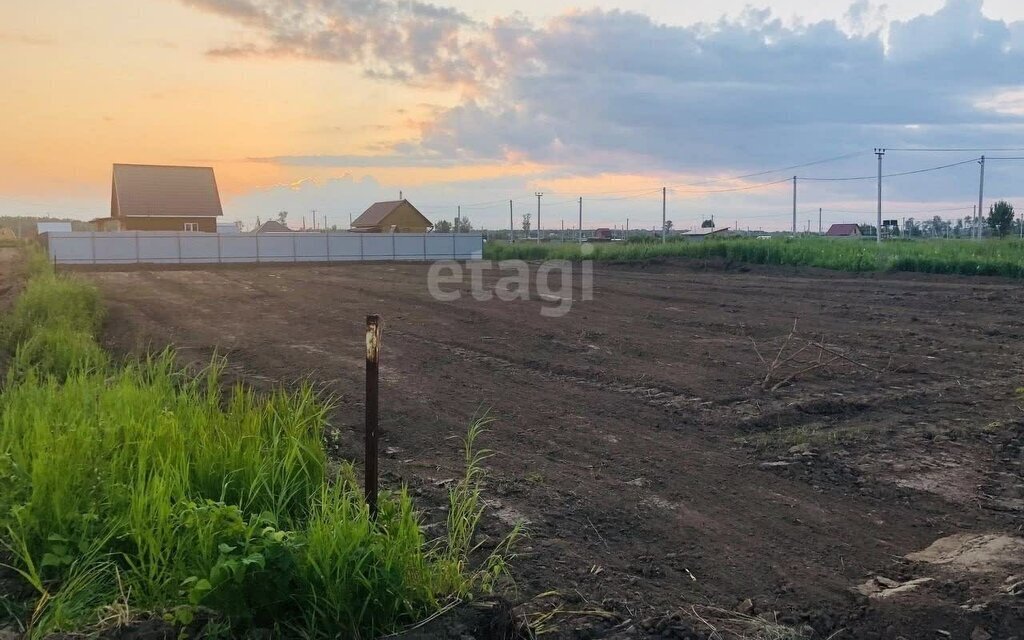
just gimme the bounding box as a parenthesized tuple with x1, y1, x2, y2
(86, 259, 1024, 639)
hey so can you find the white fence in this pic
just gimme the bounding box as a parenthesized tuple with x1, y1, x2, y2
(44, 232, 484, 265)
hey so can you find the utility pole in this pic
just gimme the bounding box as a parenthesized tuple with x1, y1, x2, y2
(509, 200, 514, 243)
(456, 205, 460, 234)
(349, 212, 353, 228)
(976, 155, 985, 239)
(661, 187, 667, 243)
(818, 208, 822, 235)
(534, 193, 543, 243)
(626, 218, 629, 239)
(875, 148, 885, 244)
(578, 197, 583, 244)
(561, 219, 564, 242)
(791, 176, 797, 236)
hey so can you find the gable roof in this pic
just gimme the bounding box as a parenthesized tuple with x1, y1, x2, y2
(826, 223, 861, 236)
(112, 164, 223, 218)
(352, 200, 431, 228)
(254, 220, 292, 233)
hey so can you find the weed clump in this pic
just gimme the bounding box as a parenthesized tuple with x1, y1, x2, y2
(0, 253, 517, 638)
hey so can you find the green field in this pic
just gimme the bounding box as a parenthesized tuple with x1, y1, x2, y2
(484, 237, 1024, 278)
(0, 249, 515, 638)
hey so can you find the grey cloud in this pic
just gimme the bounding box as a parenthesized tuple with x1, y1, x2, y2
(414, 0, 1024, 192)
(183, 0, 1024, 207)
(182, 0, 479, 83)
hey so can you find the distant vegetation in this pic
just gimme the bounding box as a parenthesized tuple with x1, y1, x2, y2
(0, 215, 90, 237)
(484, 237, 1024, 278)
(0, 247, 516, 638)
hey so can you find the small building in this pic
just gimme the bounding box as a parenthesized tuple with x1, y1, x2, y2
(679, 227, 731, 241)
(825, 223, 862, 238)
(217, 221, 241, 234)
(37, 222, 73, 235)
(253, 220, 292, 233)
(351, 200, 432, 233)
(93, 163, 223, 232)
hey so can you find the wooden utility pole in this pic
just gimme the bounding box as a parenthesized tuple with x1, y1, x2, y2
(661, 187, 667, 243)
(578, 197, 583, 244)
(536, 193, 543, 243)
(365, 315, 382, 519)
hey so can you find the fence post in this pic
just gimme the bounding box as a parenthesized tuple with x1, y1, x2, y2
(176, 233, 182, 265)
(91, 232, 97, 265)
(256, 234, 261, 263)
(365, 315, 382, 519)
(135, 231, 140, 264)
(360, 234, 364, 261)
(326, 231, 332, 262)
(217, 232, 222, 264)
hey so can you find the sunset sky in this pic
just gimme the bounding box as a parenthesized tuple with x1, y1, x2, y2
(2, 0, 1023, 231)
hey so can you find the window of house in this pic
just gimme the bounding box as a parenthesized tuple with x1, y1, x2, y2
(184, 223, 199, 232)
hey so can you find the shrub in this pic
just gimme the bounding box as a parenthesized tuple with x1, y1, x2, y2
(10, 325, 108, 380)
(3, 272, 102, 349)
(0, 251, 517, 638)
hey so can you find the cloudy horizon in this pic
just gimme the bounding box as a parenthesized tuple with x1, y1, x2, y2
(2, 0, 1022, 231)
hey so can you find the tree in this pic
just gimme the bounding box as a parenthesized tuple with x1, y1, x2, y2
(663, 220, 673, 232)
(521, 213, 531, 233)
(277, 210, 288, 224)
(454, 217, 473, 233)
(859, 224, 877, 236)
(434, 219, 452, 233)
(987, 200, 1015, 237)
(701, 219, 714, 228)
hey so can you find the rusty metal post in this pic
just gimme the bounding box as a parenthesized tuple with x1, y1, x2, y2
(365, 314, 382, 519)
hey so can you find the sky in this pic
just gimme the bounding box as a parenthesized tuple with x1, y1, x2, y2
(1, 0, 1023, 231)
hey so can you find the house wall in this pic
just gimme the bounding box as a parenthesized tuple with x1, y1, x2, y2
(122, 217, 218, 232)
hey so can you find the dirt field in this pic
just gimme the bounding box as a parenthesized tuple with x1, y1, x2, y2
(87, 259, 1024, 639)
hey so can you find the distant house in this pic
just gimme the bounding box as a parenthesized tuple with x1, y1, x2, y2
(217, 221, 241, 234)
(351, 200, 432, 233)
(679, 227, 731, 241)
(37, 222, 73, 235)
(93, 164, 223, 232)
(825, 224, 862, 238)
(254, 220, 292, 233)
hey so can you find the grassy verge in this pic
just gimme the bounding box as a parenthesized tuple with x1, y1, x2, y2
(0, 248, 517, 638)
(484, 237, 1024, 278)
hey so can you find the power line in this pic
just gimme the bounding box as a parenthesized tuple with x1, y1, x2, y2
(799, 157, 979, 182)
(672, 177, 792, 194)
(886, 147, 1024, 152)
(667, 150, 868, 189)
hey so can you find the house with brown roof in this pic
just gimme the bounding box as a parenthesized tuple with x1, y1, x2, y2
(253, 220, 292, 233)
(351, 200, 432, 233)
(825, 223, 862, 238)
(93, 164, 223, 232)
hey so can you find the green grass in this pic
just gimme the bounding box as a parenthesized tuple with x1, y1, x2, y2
(0, 258, 517, 638)
(484, 237, 1024, 278)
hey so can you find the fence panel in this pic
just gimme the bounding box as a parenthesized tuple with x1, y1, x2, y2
(45, 232, 483, 265)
